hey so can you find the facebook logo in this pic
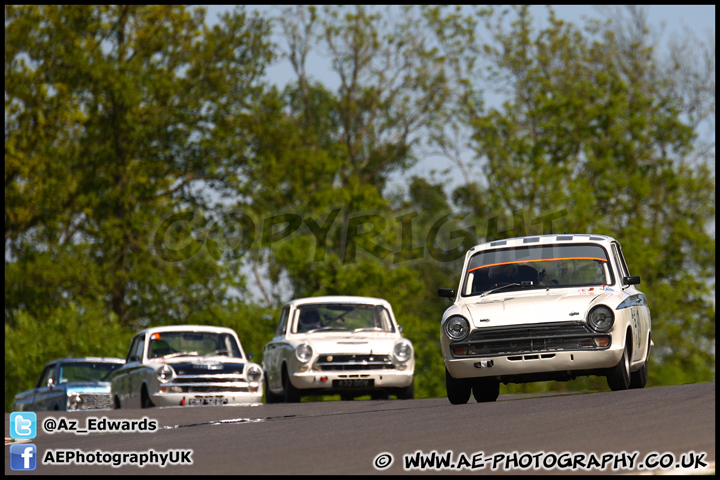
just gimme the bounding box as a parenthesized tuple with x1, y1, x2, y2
(10, 444, 37, 471)
(10, 412, 37, 439)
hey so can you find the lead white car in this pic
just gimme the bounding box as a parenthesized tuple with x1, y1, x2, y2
(438, 234, 652, 404)
(262, 296, 415, 402)
(111, 325, 263, 408)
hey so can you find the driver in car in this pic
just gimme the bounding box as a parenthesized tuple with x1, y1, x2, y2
(298, 309, 323, 333)
(487, 263, 519, 288)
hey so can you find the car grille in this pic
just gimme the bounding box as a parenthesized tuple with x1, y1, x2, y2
(314, 354, 396, 371)
(167, 374, 252, 393)
(452, 321, 610, 357)
(172, 375, 243, 384)
(73, 394, 114, 411)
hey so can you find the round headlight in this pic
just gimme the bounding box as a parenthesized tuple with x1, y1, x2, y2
(393, 340, 413, 362)
(295, 343, 313, 363)
(67, 393, 83, 411)
(246, 365, 262, 383)
(444, 315, 470, 341)
(587, 306, 614, 332)
(156, 364, 176, 383)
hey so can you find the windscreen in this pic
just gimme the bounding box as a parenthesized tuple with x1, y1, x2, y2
(147, 332, 243, 359)
(462, 244, 613, 297)
(58, 362, 122, 383)
(293, 304, 395, 334)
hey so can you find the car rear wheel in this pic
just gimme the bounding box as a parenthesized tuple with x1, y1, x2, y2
(472, 377, 500, 402)
(445, 367, 471, 405)
(607, 338, 631, 391)
(629, 343, 649, 389)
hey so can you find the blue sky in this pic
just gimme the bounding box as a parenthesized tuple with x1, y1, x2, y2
(206, 5, 715, 90)
(205, 5, 715, 185)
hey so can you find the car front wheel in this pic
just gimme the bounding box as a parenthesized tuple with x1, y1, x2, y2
(445, 367, 471, 405)
(141, 385, 154, 408)
(265, 376, 283, 403)
(396, 379, 415, 400)
(607, 338, 631, 391)
(282, 365, 301, 403)
(472, 377, 499, 402)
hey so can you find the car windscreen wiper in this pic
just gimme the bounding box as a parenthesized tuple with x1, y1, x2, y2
(478, 281, 535, 298)
(306, 326, 348, 333)
(352, 327, 384, 333)
(163, 351, 199, 358)
(202, 349, 229, 358)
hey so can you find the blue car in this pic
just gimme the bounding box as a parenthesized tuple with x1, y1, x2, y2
(13, 357, 125, 411)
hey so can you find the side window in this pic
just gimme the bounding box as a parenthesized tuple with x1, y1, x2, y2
(615, 242, 632, 276)
(375, 306, 395, 333)
(126, 337, 138, 362)
(126, 336, 145, 362)
(134, 337, 146, 362)
(275, 307, 289, 337)
(36, 365, 56, 388)
(611, 243, 630, 278)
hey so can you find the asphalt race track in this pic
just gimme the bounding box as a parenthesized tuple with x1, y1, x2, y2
(5, 382, 715, 475)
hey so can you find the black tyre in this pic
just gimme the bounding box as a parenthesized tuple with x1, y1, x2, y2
(472, 377, 500, 403)
(114, 395, 122, 409)
(445, 367, 471, 405)
(396, 379, 415, 400)
(282, 365, 301, 403)
(141, 385, 154, 408)
(265, 375, 283, 403)
(629, 351, 649, 389)
(607, 338, 631, 391)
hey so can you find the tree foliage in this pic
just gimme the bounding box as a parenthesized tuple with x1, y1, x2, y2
(5, 5, 274, 328)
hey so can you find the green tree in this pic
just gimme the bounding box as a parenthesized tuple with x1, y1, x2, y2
(5, 5, 275, 327)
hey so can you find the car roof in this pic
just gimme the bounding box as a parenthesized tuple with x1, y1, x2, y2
(133, 324, 239, 337)
(468, 233, 618, 252)
(284, 295, 393, 309)
(43, 357, 125, 368)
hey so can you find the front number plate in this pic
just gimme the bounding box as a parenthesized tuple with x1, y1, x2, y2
(332, 379, 373, 388)
(189, 396, 226, 406)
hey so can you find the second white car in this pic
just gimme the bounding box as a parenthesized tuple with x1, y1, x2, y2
(262, 296, 415, 402)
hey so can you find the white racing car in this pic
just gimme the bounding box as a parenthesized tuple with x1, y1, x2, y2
(262, 296, 415, 402)
(438, 234, 652, 404)
(111, 325, 263, 408)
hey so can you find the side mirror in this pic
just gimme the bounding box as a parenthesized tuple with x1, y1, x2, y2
(398, 325, 403, 334)
(128, 355, 140, 363)
(438, 288, 456, 299)
(623, 276, 641, 286)
(247, 352, 254, 360)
